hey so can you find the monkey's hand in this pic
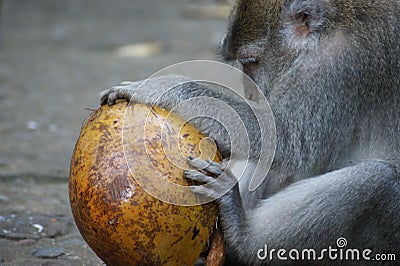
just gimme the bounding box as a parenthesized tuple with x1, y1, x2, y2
(100, 81, 138, 106)
(184, 157, 239, 208)
(99, 76, 192, 110)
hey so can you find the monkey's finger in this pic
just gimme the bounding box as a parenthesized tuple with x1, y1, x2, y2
(104, 86, 133, 106)
(184, 170, 215, 184)
(204, 160, 225, 175)
(187, 156, 209, 169)
(99, 89, 112, 106)
(189, 185, 218, 200)
(187, 157, 223, 176)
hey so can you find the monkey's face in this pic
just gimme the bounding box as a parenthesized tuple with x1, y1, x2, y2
(220, 0, 332, 96)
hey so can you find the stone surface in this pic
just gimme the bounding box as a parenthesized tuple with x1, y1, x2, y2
(0, 0, 227, 264)
(0, 0, 227, 178)
(0, 177, 104, 265)
(32, 248, 67, 259)
(0, 213, 72, 240)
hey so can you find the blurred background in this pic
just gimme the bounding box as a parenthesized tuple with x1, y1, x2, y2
(0, 0, 229, 264)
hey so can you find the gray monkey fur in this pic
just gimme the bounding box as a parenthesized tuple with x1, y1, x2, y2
(100, 0, 400, 264)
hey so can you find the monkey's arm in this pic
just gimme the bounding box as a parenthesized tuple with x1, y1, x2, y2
(186, 159, 400, 264)
(100, 76, 262, 160)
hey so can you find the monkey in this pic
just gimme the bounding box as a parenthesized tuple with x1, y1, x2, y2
(99, 0, 400, 264)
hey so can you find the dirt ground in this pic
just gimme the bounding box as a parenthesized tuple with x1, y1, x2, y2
(0, 0, 228, 264)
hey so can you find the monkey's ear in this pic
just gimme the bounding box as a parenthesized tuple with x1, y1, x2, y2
(282, 1, 327, 49)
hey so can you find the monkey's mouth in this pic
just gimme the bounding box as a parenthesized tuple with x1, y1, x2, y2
(242, 63, 258, 81)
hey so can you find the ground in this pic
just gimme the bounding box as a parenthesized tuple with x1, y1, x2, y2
(0, 0, 228, 264)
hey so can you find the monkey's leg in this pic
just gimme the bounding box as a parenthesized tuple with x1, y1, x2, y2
(187, 159, 400, 264)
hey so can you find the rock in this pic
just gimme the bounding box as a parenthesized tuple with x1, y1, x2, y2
(0, 194, 10, 202)
(57, 239, 84, 247)
(0, 213, 72, 240)
(16, 239, 37, 246)
(32, 247, 67, 259)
